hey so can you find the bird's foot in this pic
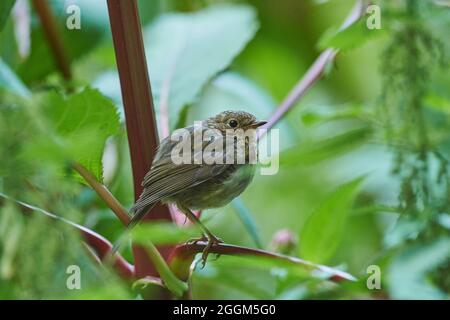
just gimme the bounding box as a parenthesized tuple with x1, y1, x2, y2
(200, 234, 223, 268)
(185, 234, 223, 267)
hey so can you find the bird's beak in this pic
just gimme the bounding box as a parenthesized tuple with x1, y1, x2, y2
(249, 120, 267, 129)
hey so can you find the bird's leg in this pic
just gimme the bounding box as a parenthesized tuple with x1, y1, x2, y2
(179, 206, 222, 267)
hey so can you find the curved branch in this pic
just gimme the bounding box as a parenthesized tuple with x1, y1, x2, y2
(170, 241, 356, 283)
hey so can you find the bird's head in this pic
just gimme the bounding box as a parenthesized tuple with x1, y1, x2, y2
(205, 110, 267, 132)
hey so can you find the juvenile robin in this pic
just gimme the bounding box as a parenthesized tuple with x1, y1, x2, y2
(129, 110, 266, 264)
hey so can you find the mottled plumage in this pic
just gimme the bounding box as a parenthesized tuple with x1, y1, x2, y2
(127, 110, 265, 265)
(129, 111, 265, 227)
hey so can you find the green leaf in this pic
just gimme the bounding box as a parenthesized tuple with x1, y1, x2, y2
(42, 87, 120, 182)
(424, 92, 450, 112)
(280, 127, 372, 167)
(0, 58, 30, 97)
(132, 221, 201, 245)
(0, 0, 15, 31)
(318, 19, 385, 51)
(300, 104, 365, 127)
(144, 4, 259, 129)
(145, 241, 188, 297)
(388, 238, 450, 299)
(299, 177, 365, 263)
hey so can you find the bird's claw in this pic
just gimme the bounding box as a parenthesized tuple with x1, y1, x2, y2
(186, 234, 223, 267)
(200, 235, 223, 268)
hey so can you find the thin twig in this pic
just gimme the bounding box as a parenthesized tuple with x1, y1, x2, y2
(258, 0, 366, 138)
(32, 0, 72, 81)
(73, 162, 130, 225)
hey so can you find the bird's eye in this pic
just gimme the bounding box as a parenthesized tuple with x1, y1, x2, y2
(228, 119, 238, 128)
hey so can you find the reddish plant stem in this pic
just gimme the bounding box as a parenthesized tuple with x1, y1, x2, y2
(258, 0, 366, 138)
(106, 0, 173, 278)
(106, 0, 158, 201)
(78, 223, 135, 279)
(170, 241, 356, 282)
(32, 0, 72, 81)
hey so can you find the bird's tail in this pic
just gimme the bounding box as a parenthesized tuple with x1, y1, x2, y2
(128, 201, 156, 229)
(111, 202, 156, 255)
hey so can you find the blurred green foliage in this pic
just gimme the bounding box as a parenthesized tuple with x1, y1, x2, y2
(299, 177, 364, 263)
(0, 1, 15, 31)
(0, 0, 449, 300)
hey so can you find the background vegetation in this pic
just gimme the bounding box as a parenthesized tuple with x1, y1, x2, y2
(0, 0, 449, 299)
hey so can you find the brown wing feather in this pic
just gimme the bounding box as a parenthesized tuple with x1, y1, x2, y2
(129, 162, 228, 226)
(129, 126, 228, 227)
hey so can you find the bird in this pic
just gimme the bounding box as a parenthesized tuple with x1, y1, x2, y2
(128, 110, 266, 265)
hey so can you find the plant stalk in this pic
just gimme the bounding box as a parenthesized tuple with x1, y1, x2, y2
(106, 0, 174, 278)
